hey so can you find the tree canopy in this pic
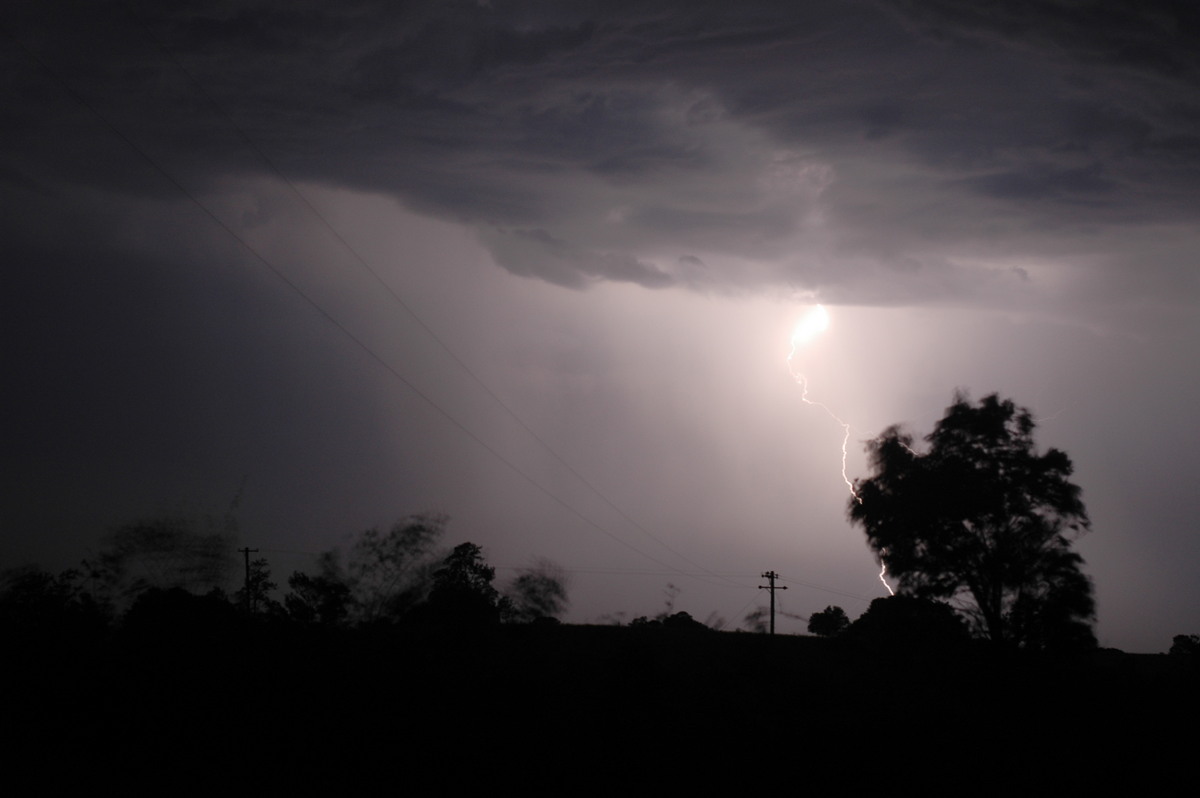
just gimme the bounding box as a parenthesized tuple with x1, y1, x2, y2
(87, 513, 236, 606)
(848, 392, 1096, 649)
(807, 605, 849, 637)
(421, 542, 507, 627)
(504, 558, 569, 624)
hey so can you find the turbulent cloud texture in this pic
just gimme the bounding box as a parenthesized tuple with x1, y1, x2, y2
(3, 1, 1199, 651)
(7, 0, 1199, 311)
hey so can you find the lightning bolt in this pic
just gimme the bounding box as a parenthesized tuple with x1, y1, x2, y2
(787, 304, 895, 597)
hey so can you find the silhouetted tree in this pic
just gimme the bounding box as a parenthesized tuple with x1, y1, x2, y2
(661, 611, 710, 632)
(343, 514, 445, 624)
(286, 514, 445, 626)
(86, 512, 236, 606)
(630, 611, 710, 633)
(233, 558, 283, 617)
(849, 392, 1095, 649)
(1170, 634, 1199, 657)
(421, 542, 506, 627)
(285, 568, 353, 626)
(808, 605, 850, 637)
(503, 558, 569, 623)
(0, 566, 111, 639)
(122, 586, 239, 642)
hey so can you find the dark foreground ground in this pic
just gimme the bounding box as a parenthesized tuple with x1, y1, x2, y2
(6, 623, 1197, 795)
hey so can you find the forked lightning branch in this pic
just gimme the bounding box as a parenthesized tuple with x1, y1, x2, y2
(786, 305, 894, 596)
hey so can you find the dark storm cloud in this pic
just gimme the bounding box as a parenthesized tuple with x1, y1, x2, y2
(4, 1, 1200, 652)
(960, 164, 1117, 203)
(482, 227, 673, 289)
(0, 178, 429, 561)
(886, 0, 1200, 79)
(7, 0, 1196, 304)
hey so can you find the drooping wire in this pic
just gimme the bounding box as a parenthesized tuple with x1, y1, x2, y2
(7, 28, 737, 591)
(136, 26, 749, 590)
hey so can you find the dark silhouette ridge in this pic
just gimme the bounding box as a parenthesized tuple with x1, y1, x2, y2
(0, 565, 110, 646)
(2, 513, 1192, 792)
(4, 610, 1195, 794)
(628, 610, 712, 632)
(123, 585, 241, 642)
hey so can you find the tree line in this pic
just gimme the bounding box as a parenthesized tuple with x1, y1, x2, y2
(0, 512, 568, 637)
(5, 391, 1198, 654)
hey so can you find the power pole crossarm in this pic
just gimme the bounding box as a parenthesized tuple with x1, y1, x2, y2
(759, 571, 787, 636)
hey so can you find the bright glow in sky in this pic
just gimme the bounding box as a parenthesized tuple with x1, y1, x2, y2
(4, 1, 1200, 651)
(790, 305, 831, 349)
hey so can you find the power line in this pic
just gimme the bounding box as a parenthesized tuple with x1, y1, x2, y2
(9, 30, 735, 592)
(714, 591, 767, 631)
(135, 24, 747, 591)
(776, 575, 876, 604)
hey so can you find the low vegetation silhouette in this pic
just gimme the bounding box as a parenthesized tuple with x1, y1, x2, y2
(84, 510, 237, 610)
(1171, 634, 1200, 657)
(842, 595, 970, 650)
(4, 394, 1198, 791)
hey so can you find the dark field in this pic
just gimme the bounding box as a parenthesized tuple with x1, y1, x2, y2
(6, 623, 1195, 795)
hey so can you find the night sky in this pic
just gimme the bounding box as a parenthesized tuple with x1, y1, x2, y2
(4, 0, 1199, 651)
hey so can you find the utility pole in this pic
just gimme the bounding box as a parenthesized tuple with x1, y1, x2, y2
(759, 571, 787, 635)
(239, 547, 259, 613)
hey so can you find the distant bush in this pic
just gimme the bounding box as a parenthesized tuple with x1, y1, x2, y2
(1170, 634, 1199, 656)
(808, 605, 850, 637)
(844, 595, 969, 650)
